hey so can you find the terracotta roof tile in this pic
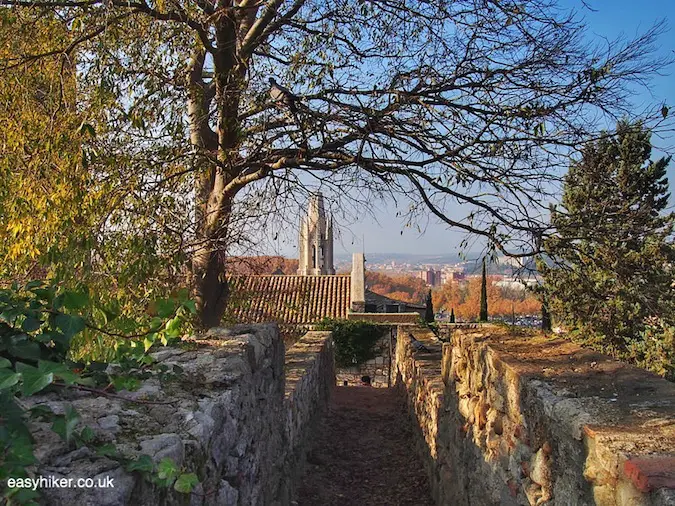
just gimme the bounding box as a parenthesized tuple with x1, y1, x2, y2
(225, 275, 351, 325)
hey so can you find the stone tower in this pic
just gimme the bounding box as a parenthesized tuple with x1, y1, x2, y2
(297, 193, 335, 275)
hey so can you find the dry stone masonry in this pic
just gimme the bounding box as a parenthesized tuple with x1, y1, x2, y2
(24, 324, 334, 506)
(336, 332, 393, 388)
(395, 325, 675, 506)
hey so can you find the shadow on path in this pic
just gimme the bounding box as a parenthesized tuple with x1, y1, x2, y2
(297, 386, 434, 506)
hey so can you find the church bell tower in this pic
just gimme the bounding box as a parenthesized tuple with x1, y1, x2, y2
(297, 193, 335, 275)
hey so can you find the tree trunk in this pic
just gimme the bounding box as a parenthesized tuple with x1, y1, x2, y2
(193, 241, 230, 329)
(189, 11, 247, 329)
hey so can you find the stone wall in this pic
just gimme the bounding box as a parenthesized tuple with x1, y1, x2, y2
(336, 332, 393, 388)
(395, 325, 675, 506)
(24, 325, 333, 506)
(347, 312, 420, 324)
(281, 331, 334, 501)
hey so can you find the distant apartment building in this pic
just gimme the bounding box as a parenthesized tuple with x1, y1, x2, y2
(495, 277, 538, 291)
(443, 269, 466, 283)
(418, 269, 443, 286)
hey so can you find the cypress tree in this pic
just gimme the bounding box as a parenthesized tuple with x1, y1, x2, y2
(425, 289, 434, 323)
(450, 307, 456, 323)
(479, 258, 488, 322)
(541, 301, 552, 332)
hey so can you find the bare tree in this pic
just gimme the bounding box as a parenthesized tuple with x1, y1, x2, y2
(1, 0, 672, 327)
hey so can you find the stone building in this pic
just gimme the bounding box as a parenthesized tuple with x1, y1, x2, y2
(227, 253, 424, 326)
(297, 193, 335, 275)
(224, 195, 424, 329)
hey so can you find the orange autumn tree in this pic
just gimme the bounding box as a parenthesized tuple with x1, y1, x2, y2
(365, 272, 428, 305)
(433, 277, 540, 320)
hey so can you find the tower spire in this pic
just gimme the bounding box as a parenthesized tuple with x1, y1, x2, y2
(297, 192, 335, 275)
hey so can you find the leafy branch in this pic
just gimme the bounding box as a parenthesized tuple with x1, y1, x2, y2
(0, 280, 198, 504)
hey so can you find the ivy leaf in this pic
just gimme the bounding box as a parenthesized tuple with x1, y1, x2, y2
(157, 457, 179, 481)
(111, 375, 140, 392)
(155, 299, 175, 319)
(174, 473, 199, 494)
(79, 426, 95, 443)
(8, 339, 41, 361)
(63, 290, 89, 310)
(182, 300, 197, 314)
(75, 376, 95, 386)
(21, 317, 42, 332)
(164, 317, 182, 338)
(0, 393, 25, 431)
(0, 369, 21, 390)
(29, 404, 56, 421)
(6, 488, 40, 503)
(24, 280, 44, 290)
(4, 430, 37, 466)
(0, 357, 11, 368)
(126, 454, 154, 473)
(95, 443, 119, 458)
(143, 336, 155, 352)
(51, 405, 80, 443)
(32, 288, 53, 301)
(54, 313, 86, 339)
(38, 360, 79, 385)
(16, 362, 53, 396)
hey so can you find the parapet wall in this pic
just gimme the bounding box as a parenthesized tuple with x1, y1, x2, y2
(24, 324, 333, 506)
(395, 325, 675, 506)
(347, 312, 420, 324)
(282, 331, 334, 501)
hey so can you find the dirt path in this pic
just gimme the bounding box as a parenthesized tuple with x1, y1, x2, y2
(297, 386, 435, 506)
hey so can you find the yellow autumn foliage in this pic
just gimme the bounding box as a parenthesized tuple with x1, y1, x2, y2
(0, 8, 100, 280)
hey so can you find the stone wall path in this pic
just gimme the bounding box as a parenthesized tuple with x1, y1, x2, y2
(297, 386, 434, 506)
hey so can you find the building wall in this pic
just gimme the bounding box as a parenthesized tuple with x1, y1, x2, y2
(347, 312, 420, 324)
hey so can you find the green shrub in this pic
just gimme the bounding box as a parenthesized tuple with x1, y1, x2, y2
(0, 281, 196, 503)
(567, 319, 675, 382)
(314, 318, 384, 367)
(625, 318, 675, 381)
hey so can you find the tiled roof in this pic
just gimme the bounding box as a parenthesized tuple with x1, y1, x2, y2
(365, 290, 426, 311)
(225, 275, 351, 325)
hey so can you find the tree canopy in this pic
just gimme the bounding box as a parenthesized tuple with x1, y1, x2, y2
(1, 0, 672, 326)
(541, 121, 674, 353)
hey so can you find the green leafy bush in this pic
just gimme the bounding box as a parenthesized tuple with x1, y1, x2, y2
(0, 280, 197, 504)
(314, 318, 384, 367)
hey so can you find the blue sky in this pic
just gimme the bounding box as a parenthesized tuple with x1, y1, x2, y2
(274, 0, 675, 258)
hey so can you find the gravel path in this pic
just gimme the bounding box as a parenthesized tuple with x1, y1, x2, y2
(297, 386, 435, 506)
